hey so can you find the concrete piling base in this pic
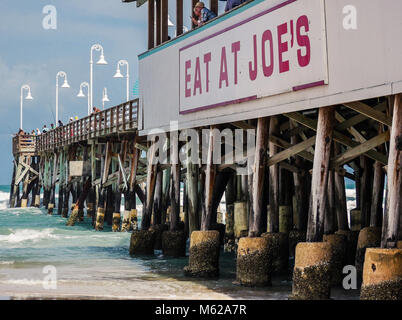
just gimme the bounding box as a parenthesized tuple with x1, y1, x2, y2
(121, 210, 131, 232)
(34, 195, 40, 208)
(290, 242, 333, 300)
(129, 230, 157, 255)
(360, 248, 402, 300)
(262, 232, 289, 273)
(112, 213, 121, 232)
(66, 207, 79, 226)
(47, 203, 54, 215)
(356, 227, 381, 275)
(184, 231, 220, 278)
(236, 237, 273, 287)
(289, 230, 306, 258)
(162, 231, 187, 257)
(21, 198, 28, 208)
(95, 208, 105, 231)
(323, 234, 347, 285)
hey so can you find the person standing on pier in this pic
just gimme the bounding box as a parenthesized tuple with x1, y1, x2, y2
(192, 2, 217, 27)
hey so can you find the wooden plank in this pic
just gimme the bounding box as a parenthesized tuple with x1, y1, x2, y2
(335, 111, 366, 144)
(285, 111, 388, 164)
(102, 142, 112, 185)
(343, 101, 392, 127)
(267, 136, 316, 167)
(332, 131, 390, 167)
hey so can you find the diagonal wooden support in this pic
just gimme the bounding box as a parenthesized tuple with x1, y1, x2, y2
(335, 111, 366, 144)
(267, 136, 316, 167)
(343, 101, 392, 127)
(332, 131, 390, 167)
(284, 111, 388, 164)
(336, 102, 387, 132)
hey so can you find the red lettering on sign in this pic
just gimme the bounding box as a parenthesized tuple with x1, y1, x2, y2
(219, 46, 229, 89)
(204, 52, 211, 93)
(185, 60, 191, 98)
(231, 41, 241, 85)
(193, 57, 202, 96)
(297, 15, 311, 67)
(277, 22, 289, 73)
(261, 29, 274, 77)
(249, 34, 258, 81)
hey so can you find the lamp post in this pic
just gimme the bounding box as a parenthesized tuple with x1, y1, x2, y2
(113, 60, 129, 102)
(56, 71, 70, 124)
(90, 44, 108, 110)
(102, 87, 110, 110)
(20, 84, 33, 130)
(77, 82, 90, 115)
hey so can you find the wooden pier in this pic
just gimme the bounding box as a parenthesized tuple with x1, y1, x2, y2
(8, 0, 402, 300)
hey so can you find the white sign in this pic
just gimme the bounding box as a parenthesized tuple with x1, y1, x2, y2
(179, 0, 328, 114)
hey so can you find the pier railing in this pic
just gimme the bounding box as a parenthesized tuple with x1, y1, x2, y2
(12, 134, 37, 155)
(13, 99, 138, 154)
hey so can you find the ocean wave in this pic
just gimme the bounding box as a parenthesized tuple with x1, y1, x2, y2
(0, 261, 15, 265)
(0, 228, 58, 244)
(0, 191, 9, 210)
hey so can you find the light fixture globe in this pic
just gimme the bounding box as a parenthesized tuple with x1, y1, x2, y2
(114, 68, 124, 78)
(77, 89, 85, 98)
(25, 91, 33, 100)
(97, 55, 108, 65)
(61, 80, 70, 88)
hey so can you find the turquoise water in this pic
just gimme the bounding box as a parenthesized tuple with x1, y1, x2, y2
(0, 185, 358, 299)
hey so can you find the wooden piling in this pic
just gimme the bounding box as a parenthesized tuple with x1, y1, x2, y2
(249, 117, 269, 237)
(307, 107, 334, 242)
(381, 94, 402, 248)
(268, 116, 280, 233)
(170, 131, 181, 231)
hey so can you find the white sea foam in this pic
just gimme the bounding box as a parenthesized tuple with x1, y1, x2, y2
(0, 261, 15, 265)
(4, 279, 44, 286)
(0, 228, 58, 244)
(0, 191, 9, 210)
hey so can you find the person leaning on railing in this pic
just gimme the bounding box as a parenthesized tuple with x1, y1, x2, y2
(191, 2, 217, 27)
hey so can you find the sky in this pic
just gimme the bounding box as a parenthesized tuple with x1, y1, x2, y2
(0, 0, 228, 184)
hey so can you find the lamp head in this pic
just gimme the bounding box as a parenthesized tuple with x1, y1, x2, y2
(61, 79, 70, 88)
(102, 89, 110, 102)
(77, 89, 85, 98)
(113, 67, 124, 78)
(25, 91, 33, 100)
(97, 55, 108, 65)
